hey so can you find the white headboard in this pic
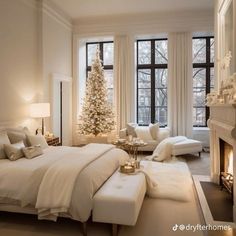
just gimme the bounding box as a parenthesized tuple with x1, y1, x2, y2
(0, 119, 39, 132)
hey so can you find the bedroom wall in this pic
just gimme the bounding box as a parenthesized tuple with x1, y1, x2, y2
(42, 2, 73, 145)
(0, 0, 73, 144)
(0, 0, 40, 127)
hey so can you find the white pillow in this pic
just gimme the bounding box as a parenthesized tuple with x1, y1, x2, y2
(126, 123, 138, 137)
(158, 128, 170, 142)
(22, 145, 43, 159)
(0, 131, 11, 159)
(7, 131, 28, 146)
(135, 126, 153, 141)
(27, 135, 48, 149)
(149, 123, 159, 140)
(4, 141, 25, 161)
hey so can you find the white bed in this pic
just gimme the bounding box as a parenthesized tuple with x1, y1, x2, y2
(0, 144, 129, 233)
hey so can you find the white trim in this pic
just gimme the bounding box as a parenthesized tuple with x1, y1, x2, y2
(20, 0, 39, 10)
(73, 10, 214, 36)
(52, 73, 72, 82)
(42, 0, 72, 31)
(193, 127, 210, 131)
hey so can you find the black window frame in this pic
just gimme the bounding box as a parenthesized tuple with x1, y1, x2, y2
(86, 41, 114, 104)
(136, 38, 168, 127)
(192, 36, 214, 127)
(86, 41, 113, 75)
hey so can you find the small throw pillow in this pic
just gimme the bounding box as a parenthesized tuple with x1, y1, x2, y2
(4, 141, 25, 161)
(27, 135, 48, 149)
(22, 145, 43, 159)
(7, 131, 29, 146)
(149, 123, 159, 141)
(126, 123, 138, 137)
(135, 126, 153, 141)
(0, 131, 11, 159)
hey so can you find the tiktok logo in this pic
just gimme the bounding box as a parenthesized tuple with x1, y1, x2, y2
(172, 224, 178, 231)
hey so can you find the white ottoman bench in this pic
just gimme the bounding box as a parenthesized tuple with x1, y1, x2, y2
(171, 138, 202, 157)
(93, 170, 146, 236)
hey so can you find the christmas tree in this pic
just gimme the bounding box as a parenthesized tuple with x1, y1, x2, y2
(78, 49, 115, 136)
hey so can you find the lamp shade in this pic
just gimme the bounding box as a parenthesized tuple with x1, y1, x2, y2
(30, 103, 50, 118)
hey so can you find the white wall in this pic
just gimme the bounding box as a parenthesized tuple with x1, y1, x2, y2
(0, 0, 40, 128)
(0, 0, 73, 144)
(42, 5, 72, 144)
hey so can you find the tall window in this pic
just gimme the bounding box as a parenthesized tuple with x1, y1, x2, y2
(137, 39, 168, 126)
(86, 41, 114, 104)
(192, 37, 214, 127)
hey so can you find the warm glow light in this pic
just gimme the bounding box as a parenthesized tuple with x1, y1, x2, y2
(30, 103, 50, 118)
(227, 150, 233, 175)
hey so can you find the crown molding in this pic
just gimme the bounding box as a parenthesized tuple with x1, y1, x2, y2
(73, 10, 214, 37)
(19, 0, 72, 31)
(41, 0, 72, 31)
(20, 0, 40, 11)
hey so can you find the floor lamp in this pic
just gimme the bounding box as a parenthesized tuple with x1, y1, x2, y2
(30, 103, 50, 135)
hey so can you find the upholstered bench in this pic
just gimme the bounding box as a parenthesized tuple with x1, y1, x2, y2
(93, 170, 146, 236)
(171, 138, 202, 157)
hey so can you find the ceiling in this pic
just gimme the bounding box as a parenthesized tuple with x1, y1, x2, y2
(50, 0, 214, 19)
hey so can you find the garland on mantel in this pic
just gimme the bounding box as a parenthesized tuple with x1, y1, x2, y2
(206, 72, 236, 106)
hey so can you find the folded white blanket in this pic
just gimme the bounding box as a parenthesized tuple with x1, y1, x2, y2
(35, 143, 114, 221)
(151, 136, 187, 161)
(141, 160, 192, 202)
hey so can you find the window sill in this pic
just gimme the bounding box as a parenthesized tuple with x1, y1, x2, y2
(193, 127, 209, 131)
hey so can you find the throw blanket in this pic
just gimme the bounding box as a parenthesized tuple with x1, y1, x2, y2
(150, 136, 187, 161)
(35, 144, 114, 221)
(140, 160, 192, 201)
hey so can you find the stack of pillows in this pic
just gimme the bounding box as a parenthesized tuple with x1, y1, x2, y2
(126, 123, 160, 142)
(0, 127, 49, 161)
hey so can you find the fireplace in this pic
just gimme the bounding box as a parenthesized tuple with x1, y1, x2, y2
(220, 139, 234, 198)
(208, 104, 236, 222)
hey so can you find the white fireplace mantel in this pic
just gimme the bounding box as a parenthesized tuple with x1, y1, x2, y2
(208, 103, 236, 222)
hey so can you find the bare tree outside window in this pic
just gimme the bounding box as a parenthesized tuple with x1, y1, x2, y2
(137, 39, 168, 126)
(192, 37, 214, 127)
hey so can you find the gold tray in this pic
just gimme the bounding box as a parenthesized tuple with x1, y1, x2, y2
(120, 165, 135, 174)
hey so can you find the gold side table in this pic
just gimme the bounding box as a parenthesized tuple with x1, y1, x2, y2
(125, 142, 147, 160)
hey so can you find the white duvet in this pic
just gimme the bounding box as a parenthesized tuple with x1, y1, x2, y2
(0, 144, 129, 222)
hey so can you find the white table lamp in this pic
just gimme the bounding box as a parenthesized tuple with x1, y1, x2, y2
(30, 103, 50, 135)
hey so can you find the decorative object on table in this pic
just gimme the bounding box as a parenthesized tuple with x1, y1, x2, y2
(44, 131, 54, 138)
(30, 103, 50, 135)
(120, 158, 141, 174)
(120, 163, 135, 174)
(78, 49, 115, 136)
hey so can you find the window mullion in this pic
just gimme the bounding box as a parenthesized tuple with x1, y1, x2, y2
(100, 43, 104, 65)
(205, 38, 211, 126)
(151, 40, 156, 123)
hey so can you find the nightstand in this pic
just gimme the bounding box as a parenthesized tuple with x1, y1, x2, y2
(45, 137, 61, 146)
